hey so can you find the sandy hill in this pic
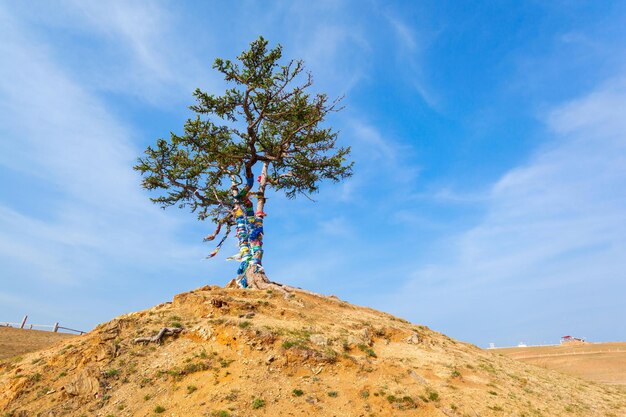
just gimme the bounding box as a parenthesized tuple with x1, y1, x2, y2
(492, 343, 626, 386)
(0, 286, 624, 417)
(0, 327, 76, 360)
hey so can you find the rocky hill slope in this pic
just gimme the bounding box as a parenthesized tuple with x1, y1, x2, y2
(1, 286, 624, 417)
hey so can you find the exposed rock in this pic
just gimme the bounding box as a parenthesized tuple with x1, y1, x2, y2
(250, 329, 277, 346)
(409, 370, 427, 385)
(93, 345, 111, 362)
(372, 326, 386, 337)
(211, 299, 227, 308)
(310, 334, 328, 346)
(346, 335, 362, 346)
(242, 303, 256, 311)
(64, 366, 100, 397)
(406, 332, 421, 344)
(441, 407, 462, 417)
(98, 322, 119, 342)
(360, 328, 372, 346)
(190, 326, 213, 341)
(289, 297, 305, 308)
(224, 279, 238, 289)
(346, 328, 373, 347)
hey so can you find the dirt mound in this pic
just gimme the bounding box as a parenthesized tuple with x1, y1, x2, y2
(1, 286, 624, 416)
(492, 343, 626, 386)
(0, 327, 76, 360)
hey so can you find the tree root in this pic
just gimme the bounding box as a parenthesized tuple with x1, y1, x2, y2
(133, 327, 183, 344)
(225, 265, 323, 299)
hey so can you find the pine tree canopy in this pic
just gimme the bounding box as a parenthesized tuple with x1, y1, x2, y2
(134, 37, 353, 229)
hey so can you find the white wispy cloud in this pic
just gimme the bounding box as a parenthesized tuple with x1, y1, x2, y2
(327, 118, 419, 204)
(385, 12, 439, 109)
(7, 1, 212, 104)
(0, 3, 221, 326)
(380, 79, 626, 346)
(350, 121, 399, 162)
(386, 15, 418, 51)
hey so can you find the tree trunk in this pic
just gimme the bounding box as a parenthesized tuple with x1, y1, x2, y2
(233, 205, 252, 287)
(230, 163, 321, 297)
(239, 263, 323, 298)
(249, 162, 268, 268)
(242, 263, 274, 289)
(235, 163, 268, 289)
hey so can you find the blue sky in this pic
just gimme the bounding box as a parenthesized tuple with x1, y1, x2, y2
(1, 1, 625, 347)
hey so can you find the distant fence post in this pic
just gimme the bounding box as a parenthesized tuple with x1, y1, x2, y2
(20, 315, 28, 329)
(53, 322, 59, 333)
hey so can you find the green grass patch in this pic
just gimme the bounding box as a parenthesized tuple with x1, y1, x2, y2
(427, 389, 439, 402)
(219, 358, 234, 368)
(479, 362, 497, 374)
(224, 390, 239, 402)
(28, 373, 41, 382)
(387, 395, 417, 410)
(357, 344, 377, 358)
(162, 361, 211, 379)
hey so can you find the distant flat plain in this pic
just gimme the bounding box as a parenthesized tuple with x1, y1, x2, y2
(0, 326, 76, 360)
(492, 342, 626, 386)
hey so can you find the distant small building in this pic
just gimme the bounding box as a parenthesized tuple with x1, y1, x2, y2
(517, 342, 527, 347)
(560, 335, 586, 345)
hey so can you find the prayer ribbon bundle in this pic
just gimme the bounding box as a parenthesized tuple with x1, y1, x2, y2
(205, 175, 266, 288)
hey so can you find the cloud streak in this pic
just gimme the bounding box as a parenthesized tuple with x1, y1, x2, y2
(0, 3, 221, 328)
(380, 79, 626, 346)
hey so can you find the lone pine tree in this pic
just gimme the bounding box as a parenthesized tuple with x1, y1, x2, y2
(135, 37, 353, 291)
